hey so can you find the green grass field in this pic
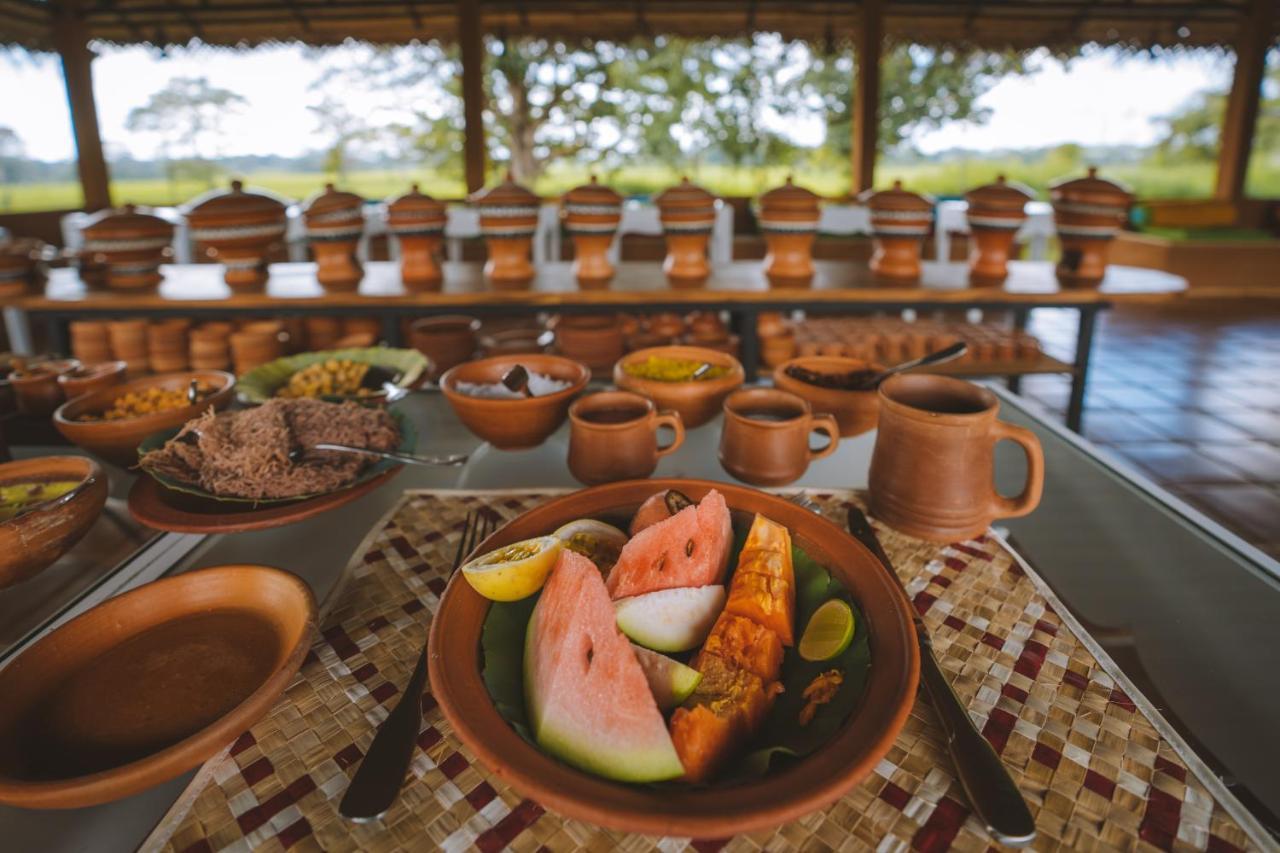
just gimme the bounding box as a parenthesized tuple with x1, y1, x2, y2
(5, 158, 1280, 213)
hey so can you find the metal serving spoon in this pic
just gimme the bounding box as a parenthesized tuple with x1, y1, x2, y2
(855, 341, 968, 390)
(289, 444, 467, 467)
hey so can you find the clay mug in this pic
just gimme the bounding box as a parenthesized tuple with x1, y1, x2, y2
(869, 374, 1044, 543)
(719, 388, 839, 487)
(568, 391, 685, 485)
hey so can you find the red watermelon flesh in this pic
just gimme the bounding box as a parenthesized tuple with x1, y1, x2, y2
(607, 489, 733, 600)
(523, 549, 683, 783)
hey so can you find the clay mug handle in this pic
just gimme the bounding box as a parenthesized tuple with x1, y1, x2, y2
(653, 410, 685, 458)
(807, 413, 840, 462)
(989, 420, 1044, 520)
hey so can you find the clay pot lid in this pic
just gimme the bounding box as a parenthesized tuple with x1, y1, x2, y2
(857, 180, 934, 213)
(301, 183, 365, 219)
(1049, 167, 1132, 207)
(469, 171, 539, 209)
(81, 204, 174, 239)
(655, 177, 716, 211)
(387, 183, 447, 218)
(184, 180, 288, 221)
(759, 177, 820, 214)
(563, 175, 622, 207)
(964, 175, 1033, 211)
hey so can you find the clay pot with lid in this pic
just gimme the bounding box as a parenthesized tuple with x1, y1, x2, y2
(858, 181, 933, 283)
(965, 175, 1033, 287)
(184, 180, 288, 294)
(387, 183, 447, 292)
(561, 176, 622, 289)
(656, 178, 717, 288)
(1050, 167, 1133, 288)
(758, 177, 821, 288)
(0, 238, 49, 297)
(80, 205, 174, 292)
(302, 184, 365, 293)
(470, 172, 539, 290)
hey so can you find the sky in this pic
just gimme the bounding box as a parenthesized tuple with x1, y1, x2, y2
(0, 43, 1236, 162)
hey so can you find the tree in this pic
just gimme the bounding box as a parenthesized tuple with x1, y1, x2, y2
(0, 126, 22, 209)
(1153, 64, 1280, 165)
(307, 97, 376, 182)
(125, 77, 246, 189)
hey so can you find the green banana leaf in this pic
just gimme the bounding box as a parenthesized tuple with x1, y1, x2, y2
(135, 407, 416, 505)
(236, 347, 430, 404)
(479, 522, 872, 785)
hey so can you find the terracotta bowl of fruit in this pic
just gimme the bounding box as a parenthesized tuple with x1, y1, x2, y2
(429, 478, 919, 836)
(613, 345, 744, 429)
(772, 356, 885, 437)
(0, 456, 109, 589)
(441, 354, 590, 450)
(53, 371, 235, 466)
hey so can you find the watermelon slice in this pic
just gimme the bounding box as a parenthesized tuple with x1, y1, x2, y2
(630, 644, 702, 711)
(523, 549, 684, 783)
(607, 489, 733, 600)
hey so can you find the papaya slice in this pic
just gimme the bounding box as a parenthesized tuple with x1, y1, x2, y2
(700, 612, 785, 683)
(724, 572, 795, 647)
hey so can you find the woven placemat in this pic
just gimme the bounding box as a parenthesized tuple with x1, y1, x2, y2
(153, 489, 1268, 852)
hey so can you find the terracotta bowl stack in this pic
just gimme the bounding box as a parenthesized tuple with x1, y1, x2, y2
(656, 178, 717, 288)
(471, 172, 540, 290)
(0, 238, 49, 297)
(184, 180, 288, 294)
(79, 205, 174, 292)
(229, 320, 286, 374)
(107, 319, 149, 376)
(387, 184, 448, 292)
(146, 319, 191, 373)
(1050, 167, 1133, 288)
(302, 185, 365, 293)
(859, 181, 933, 282)
(561, 176, 623, 289)
(69, 321, 112, 364)
(758, 177, 821, 288)
(189, 322, 233, 371)
(964, 175, 1033, 286)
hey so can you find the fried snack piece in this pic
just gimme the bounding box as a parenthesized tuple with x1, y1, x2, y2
(669, 653, 780, 783)
(701, 612, 784, 683)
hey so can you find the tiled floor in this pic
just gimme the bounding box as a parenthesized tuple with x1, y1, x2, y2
(1016, 301, 1280, 559)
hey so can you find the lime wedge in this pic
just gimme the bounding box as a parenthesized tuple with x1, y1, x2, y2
(798, 599, 855, 662)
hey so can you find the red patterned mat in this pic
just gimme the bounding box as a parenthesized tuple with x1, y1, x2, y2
(152, 489, 1269, 852)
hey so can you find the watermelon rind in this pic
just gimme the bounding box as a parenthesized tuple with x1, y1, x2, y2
(631, 644, 703, 711)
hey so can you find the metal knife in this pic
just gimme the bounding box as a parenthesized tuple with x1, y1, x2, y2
(846, 505, 1037, 847)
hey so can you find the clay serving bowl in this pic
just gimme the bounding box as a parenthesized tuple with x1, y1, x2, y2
(773, 356, 886, 437)
(430, 478, 920, 836)
(613, 345, 744, 429)
(57, 360, 127, 400)
(9, 358, 81, 417)
(0, 564, 315, 808)
(0, 456, 108, 589)
(441, 354, 590, 450)
(53, 370, 236, 466)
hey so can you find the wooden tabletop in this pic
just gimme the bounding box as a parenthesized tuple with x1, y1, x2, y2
(10, 260, 1187, 313)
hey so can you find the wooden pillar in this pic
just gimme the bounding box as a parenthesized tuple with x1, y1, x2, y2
(53, 5, 112, 211)
(459, 0, 487, 194)
(851, 0, 884, 193)
(1215, 0, 1273, 201)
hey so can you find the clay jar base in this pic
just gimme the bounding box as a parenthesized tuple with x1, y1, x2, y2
(1055, 239, 1110, 289)
(570, 233, 616, 289)
(400, 239, 444, 292)
(224, 267, 268, 295)
(764, 269, 815, 289)
(869, 239, 923, 284)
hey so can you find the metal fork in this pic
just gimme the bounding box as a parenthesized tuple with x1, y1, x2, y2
(339, 509, 497, 821)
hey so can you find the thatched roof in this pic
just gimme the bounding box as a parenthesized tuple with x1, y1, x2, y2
(1, 0, 1273, 53)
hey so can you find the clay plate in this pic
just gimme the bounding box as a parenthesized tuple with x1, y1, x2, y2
(126, 465, 401, 534)
(429, 478, 920, 837)
(0, 564, 315, 809)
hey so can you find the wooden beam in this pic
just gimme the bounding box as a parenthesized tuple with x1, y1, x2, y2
(852, 0, 884, 193)
(1215, 0, 1272, 202)
(459, 0, 487, 194)
(53, 4, 112, 212)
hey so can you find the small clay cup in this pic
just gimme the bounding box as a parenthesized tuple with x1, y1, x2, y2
(553, 314, 626, 371)
(568, 391, 685, 485)
(719, 388, 839, 487)
(869, 374, 1044, 543)
(410, 315, 480, 380)
(772, 356, 884, 437)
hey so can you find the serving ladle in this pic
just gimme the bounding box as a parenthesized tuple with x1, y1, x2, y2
(288, 444, 468, 467)
(854, 341, 968, 390)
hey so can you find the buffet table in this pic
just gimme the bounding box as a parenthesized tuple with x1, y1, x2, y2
(0, 388, 1274, 851)
(2, 260, 1187, 432)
